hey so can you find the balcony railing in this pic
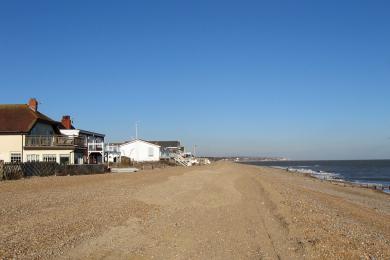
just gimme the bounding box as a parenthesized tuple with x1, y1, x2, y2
(105, 145, 120, 153)
(25, 135, 86, 148)
(88, 143, 104, 152)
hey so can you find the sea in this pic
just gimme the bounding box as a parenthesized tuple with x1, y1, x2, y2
(242, 160, 390, 193)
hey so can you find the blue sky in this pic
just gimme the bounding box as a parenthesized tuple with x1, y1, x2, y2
(1, 0, 389, 159)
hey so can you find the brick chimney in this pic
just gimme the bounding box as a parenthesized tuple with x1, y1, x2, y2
(61, 115, 72, 129)
(28, 98, 38, 112)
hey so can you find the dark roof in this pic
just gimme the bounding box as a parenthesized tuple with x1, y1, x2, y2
(79, 129, 105, 138)
(106, 142, 124, 146)
(57, 123, 75, 130)
(148, 141, 181, 148)
(0, 104, 59, 134)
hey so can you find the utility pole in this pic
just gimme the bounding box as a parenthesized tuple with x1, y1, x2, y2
(135, 122, 138, 140)
(193, 145, 197, 157)
(135, 121, 140, 140)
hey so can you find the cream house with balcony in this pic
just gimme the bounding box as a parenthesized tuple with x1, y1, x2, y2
(0, 98, 104, 165)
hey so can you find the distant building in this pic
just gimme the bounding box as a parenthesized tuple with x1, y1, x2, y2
(120, 139, 160, 162)
(0, 98, 104, 164)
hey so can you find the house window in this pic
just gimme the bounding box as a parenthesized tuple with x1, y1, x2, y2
(60, 155, 70, 165)
(148, 147, 154, 157)
(27, 154, 40, 162)
(10, 153, 22, 163)
(74, 153, 83, 164)
(43, 154, 57, 162)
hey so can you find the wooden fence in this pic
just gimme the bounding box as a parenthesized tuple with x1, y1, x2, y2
(0, 161, 4, 180)
(57, 164, 106, 176)
(0, 162, 106, 181)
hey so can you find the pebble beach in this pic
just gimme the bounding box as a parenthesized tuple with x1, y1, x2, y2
(0, 161, 389, 259)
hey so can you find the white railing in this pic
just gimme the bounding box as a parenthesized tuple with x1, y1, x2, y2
(170, 153, 192, 167)
(88, 142, 104, 152)
(105, 145, 120, 153)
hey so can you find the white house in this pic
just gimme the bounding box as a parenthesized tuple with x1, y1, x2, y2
(120, 139, 160, 162)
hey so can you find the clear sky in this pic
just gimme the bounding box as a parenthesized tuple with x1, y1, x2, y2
(1, 1, 389, 159)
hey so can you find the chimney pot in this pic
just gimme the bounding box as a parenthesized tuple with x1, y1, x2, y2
(28, 98, 38, 112)
(61, 115, 72, 129)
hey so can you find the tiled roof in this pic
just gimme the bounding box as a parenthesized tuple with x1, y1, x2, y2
(0, 104, 59, 134)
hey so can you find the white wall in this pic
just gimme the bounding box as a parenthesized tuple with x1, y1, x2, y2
(120, 140, 160, 162)
(0, 135, 24, 162)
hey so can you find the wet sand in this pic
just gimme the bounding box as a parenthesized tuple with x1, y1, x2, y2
(0, 161, 389, 259)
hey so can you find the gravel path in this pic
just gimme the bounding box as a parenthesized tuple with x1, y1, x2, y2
(0, 162, 389, 259)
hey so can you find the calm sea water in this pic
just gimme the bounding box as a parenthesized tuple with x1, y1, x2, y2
(243, 160, 390, 187)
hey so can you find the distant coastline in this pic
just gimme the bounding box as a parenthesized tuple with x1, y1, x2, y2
(208, 157, 289, 162)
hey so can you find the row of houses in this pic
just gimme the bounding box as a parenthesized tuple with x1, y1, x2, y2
(105, 140, 184, 163)
(0, 98, 188, 165)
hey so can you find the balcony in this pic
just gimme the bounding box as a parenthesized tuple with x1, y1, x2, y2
(105, 145, 120, 153)
(88, 142, 104, 152)
(25, 135, 86, 149)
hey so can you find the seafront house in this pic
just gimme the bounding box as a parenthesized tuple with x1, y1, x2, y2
(148, 140, 184, 159)
(120, 139, 160, 162)
(146, 140, 195, 166)
(59, 115, 105, 164)
(0, 98, 105, 164)
(104, 142, 122, 163)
